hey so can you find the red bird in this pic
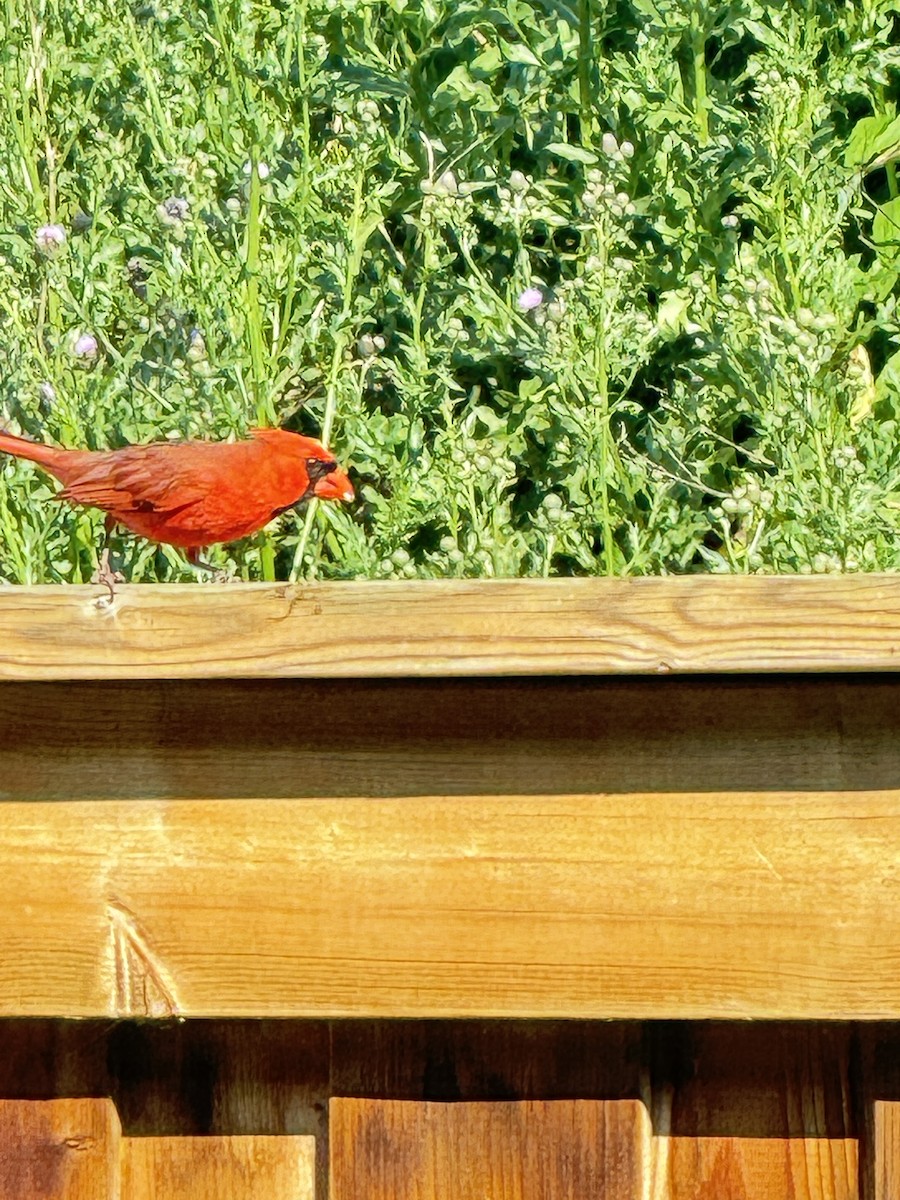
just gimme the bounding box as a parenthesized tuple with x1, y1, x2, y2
(0, 427, 354, 587)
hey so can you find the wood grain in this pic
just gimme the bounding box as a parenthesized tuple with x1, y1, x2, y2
(4, 676, 900, 801)
(122, 1135, 315, 1200)
(330, 1098, 647, 1200)
(0, 1018, 640, 1198)
(0, 1022, 879, 1199)
(655, 1025, 858, 1200)
(330, 1020, 641, 1102)
(667, 1137, 857, 1200)
(2, 576, 900, 679)
(0, 1099, 120, 1200)
(871, 1102, 900, 1200)
(3, 793, 900, 1019)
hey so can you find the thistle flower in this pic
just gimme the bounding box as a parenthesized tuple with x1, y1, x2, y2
(35, 224, 66, 256)
(157, 196, 189, 226)
(517, 287, 543, 312)
(73, 332, 99, 359)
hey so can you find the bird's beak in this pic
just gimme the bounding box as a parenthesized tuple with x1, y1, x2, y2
(313, 467, 355, 503)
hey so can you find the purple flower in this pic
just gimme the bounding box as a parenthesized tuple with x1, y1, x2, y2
(73, 332, 99, 359)
(35, 224, 66, 256)
(157, 196, 189, 226)
(517, 287, 543, 312)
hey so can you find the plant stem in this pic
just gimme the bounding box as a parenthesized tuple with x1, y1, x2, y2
(691, 10, 709, 146)
(578, 0, 594, 133)
(125, 9, 177, 160)
(590, 215, 614, 576)
(324, 164, 366, 446)
(7, 36, 44, 210)
(244, 151, 271, 426)
(290, 163, 367, 578)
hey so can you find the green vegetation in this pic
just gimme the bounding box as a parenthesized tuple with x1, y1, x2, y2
(0, 0, 899, 582)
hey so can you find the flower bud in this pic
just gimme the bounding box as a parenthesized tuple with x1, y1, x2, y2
(517, 287, 543, 312)
(157, 196, 189, 225)
(73, 332, 99, 359)
(435, 170, 458, 195)
(35, 224, 66, 256)
(187, 328, 207, 362)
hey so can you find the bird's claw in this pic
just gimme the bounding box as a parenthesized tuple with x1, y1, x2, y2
(91, 567, 125, 603)
(92, 549, 125, 602)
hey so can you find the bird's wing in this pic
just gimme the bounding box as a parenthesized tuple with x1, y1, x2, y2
(57, 447, 210, 518)
(55, 443, 277, 546)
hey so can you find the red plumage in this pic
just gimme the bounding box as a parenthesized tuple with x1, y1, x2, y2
(0, 427, 353, 565)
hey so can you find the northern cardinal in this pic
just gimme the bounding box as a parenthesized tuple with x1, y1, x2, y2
(0, 427, 354, 589)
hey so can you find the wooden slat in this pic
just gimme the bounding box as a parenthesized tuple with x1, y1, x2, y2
(330, 1098, 647, 1199)
(330, 1020, 641, 1101)
(122, 1135, 315, 1200)
(0, 1099, 120, 1199)
(4, 676, 900, 801)
(0, 1021, 882, 1200)
(872, 1101, 900, 1200)
(3, 794, 900, 1019)
(655, 1025, 858, 1200)
(667, 1137, 857, 1200)
(0, 1015, 642, 1117)
(2, 576, 900, 680)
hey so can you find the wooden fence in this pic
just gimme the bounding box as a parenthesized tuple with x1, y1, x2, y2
(2, 577, 900, 1198)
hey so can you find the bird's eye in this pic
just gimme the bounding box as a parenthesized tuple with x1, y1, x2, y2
(306, 457, 337, 483)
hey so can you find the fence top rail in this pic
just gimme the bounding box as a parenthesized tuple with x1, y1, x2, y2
(0, 575, 898, 681)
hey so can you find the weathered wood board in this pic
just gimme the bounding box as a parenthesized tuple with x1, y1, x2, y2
(1, 576, 900, 678)
(660, 1025, 858, 1200)
(122, 1135, 315, 1200)
(0, 793, 899, 1019)
(872, 1101, 900, 1200)
(0, 1026, 886, 1200)
(0, 1099, 120, 1200)
(330, 1098, 648, 1199)
(3, 675, 899, 801)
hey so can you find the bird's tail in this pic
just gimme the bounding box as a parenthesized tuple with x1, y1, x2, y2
(0, 430, 68, 471)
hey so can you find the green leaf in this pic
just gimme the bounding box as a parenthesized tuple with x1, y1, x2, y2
(873, 197, 900, 252)
(543, 142, 598, 164)
(656, 289, 691, 335)
(876, 349, 900, 407)
(846, 113, 900, 168)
